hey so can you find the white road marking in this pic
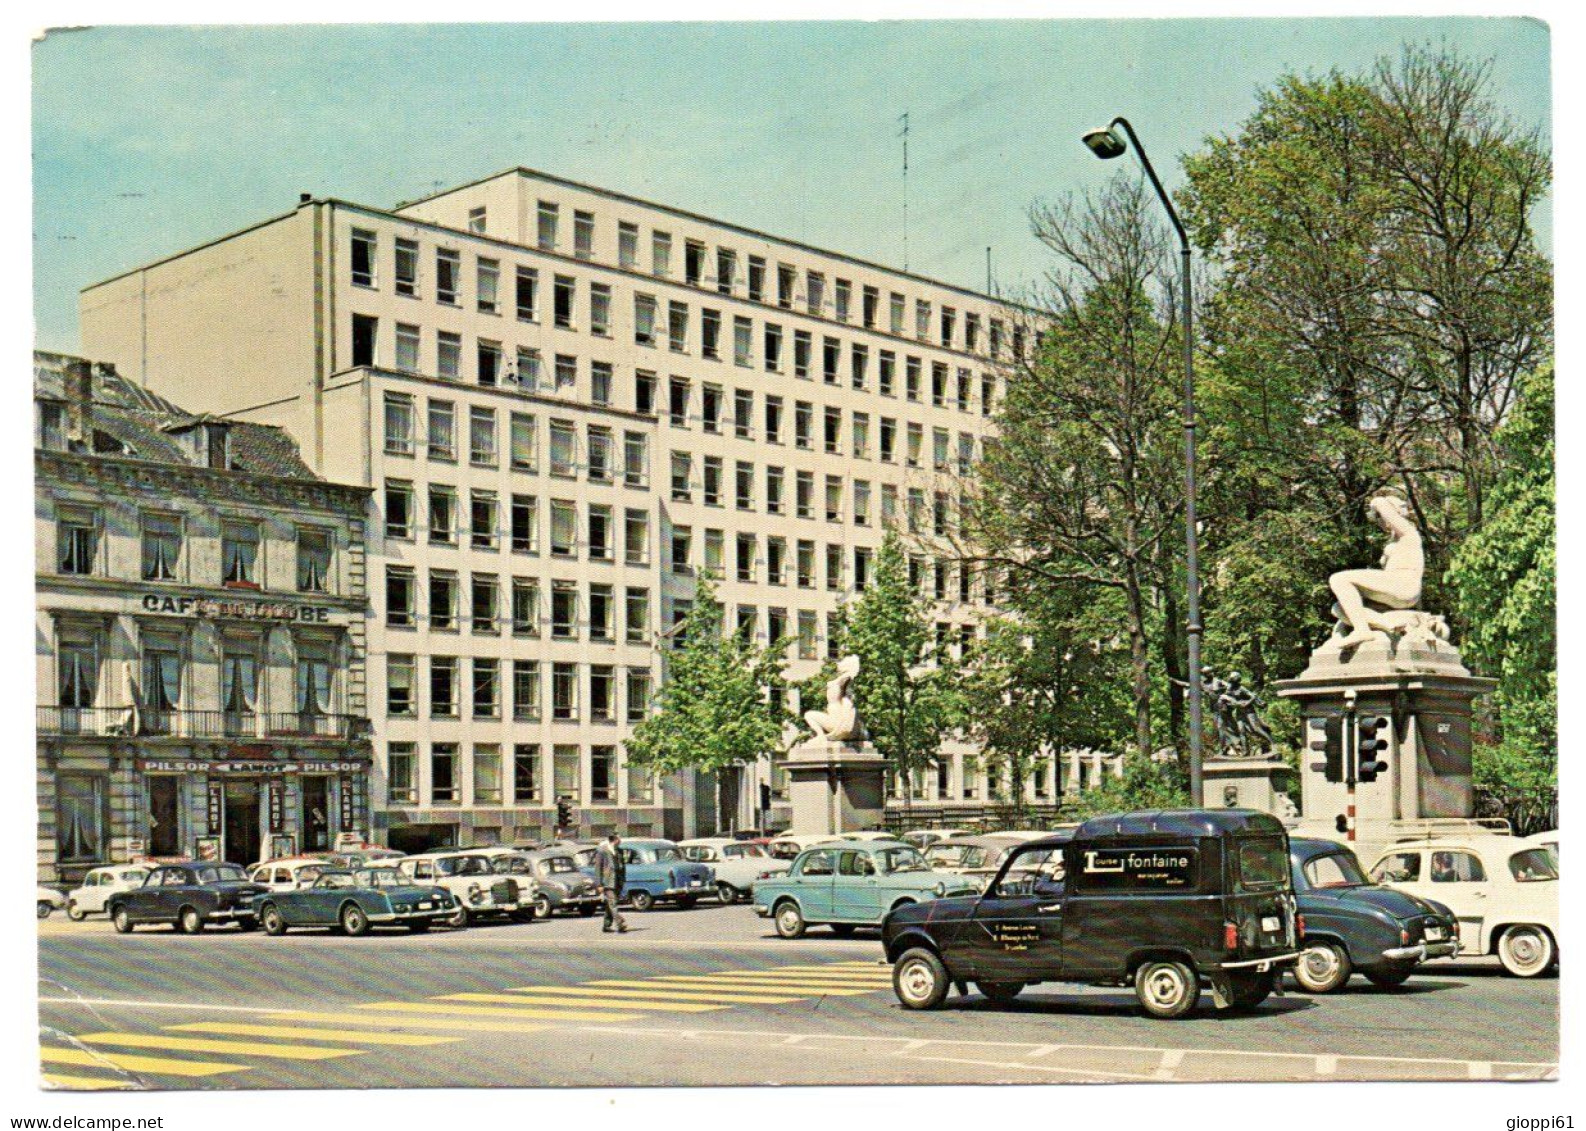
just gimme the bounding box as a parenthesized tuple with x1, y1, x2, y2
(1154, 1049, 1185, 1080)
(41, 997, 294, 1014)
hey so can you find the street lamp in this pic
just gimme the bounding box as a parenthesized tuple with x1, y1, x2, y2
(1082, 117, 1204, 803)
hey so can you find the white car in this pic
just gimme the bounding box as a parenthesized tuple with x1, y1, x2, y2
(766, 833, 842, 861)
(37, 886, 66, 920)
(679, 838, 790, 902)
(247, 857, 333, 892)
(900, 828, 968, 850)
(1522, 830, 1558, 867)
(66, 865, 151, 920)
(396, 850, 534, 927)
(1369, 836, 1559, 977)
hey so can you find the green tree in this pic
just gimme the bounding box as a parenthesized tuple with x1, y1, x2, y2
(1448, 365, 1555, 833)
(1061, 751, 1190, 822)
(625, 573, 789, 831)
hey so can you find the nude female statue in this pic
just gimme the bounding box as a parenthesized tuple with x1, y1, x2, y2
(804, 654, 863, 742)
(1329, 492, 1424, 648)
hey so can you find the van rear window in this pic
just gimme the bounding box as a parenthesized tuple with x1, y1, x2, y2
(1237, 838, 1288, 889)
(1077, 847, 1197, 890)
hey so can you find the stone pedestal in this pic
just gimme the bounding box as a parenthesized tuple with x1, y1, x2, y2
(784, 739, 887, 836)
(1201, 759, 1298, 823)
(1275, 631, 1495, 846)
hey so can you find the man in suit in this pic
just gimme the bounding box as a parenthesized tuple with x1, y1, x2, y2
(596, 833, 629, 934)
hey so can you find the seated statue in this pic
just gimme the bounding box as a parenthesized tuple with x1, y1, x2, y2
(1328, 492, 1428, 648)
(804, 654, 864, 743)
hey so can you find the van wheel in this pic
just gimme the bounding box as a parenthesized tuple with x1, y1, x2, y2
(1497, 925, 1555, 977)
(111, 906, 134, 934)
(976, 981, 1024, 1004)
(1135, 960, 1200, 1019)
(894, 948, 950, 1010)
(1226, 970, 1274, 1010)
(630, 890, 655, 912)
(1293, 941, 1352, 994)
(773, 900, 805, 939)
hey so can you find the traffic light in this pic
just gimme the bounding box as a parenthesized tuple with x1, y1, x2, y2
(556, 797, 573, 829)
(1308, 716, 1343, 782)
(1356, 715, 1390, 782)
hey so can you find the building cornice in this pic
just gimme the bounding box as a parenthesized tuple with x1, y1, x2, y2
(37, 449, 371, 516)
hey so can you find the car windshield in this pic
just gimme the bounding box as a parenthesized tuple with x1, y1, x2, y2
(925, 844, 965, 867)
(542, 856, 579, 874)
(315, 872, 357, 889)
(1237, 838, 1289, 890)
(120, 870, 147, 883)
(880, 847, 928, 874)
(1303, 851, 1369, 888)
(436, 856, 490, 876)
(651, 846, 681, 862)
(198, 865, 247, 884)
(725, 844, 765, 858)
(355, 868, 408, 888)
(1509, 848, 1558, 882)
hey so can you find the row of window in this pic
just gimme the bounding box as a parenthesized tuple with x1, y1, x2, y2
(385, 655, 650, 725)
(385, 739, 654, 807)
(351, 217, 1024, 360)
(54, 506, 337, 593)
(383, 569, 654, 641)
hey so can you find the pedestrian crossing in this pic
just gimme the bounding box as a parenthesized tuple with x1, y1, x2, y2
(40, 961, 893, 1090)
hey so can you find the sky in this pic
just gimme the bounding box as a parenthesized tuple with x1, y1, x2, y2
(30, 17, 1551, 356)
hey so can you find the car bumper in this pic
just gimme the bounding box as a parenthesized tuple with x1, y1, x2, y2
(753, 904, 770, 918)
(369, 907, 455, 923)
(1219, 951, 1301, 971)
(1382, 941, 1460, 962)
(659, 886, 707, 899)
(206, 909, 258, 922)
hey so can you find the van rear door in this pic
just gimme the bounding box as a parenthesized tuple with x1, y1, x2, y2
(1228, 836, 1295, 955)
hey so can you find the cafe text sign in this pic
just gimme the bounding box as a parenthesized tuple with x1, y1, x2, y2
(139, 759, 365, 775)
(140, 592, 335, 623)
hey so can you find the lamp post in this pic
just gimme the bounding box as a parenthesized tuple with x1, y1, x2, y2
(1082, 117, 1203, 803)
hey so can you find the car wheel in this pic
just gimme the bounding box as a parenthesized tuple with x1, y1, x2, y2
(1293, 941, 1352, 994)
(510, 908, 537, 923)
(37, 901, 53, 920)
(1362, 966, 1414, 989)
(111, 906, 134, 934)
(407, 920, 431, 933)
(630, 890, 655, 913)
(976, 981, 1024, 1004)
(1226, 970, 1275, 1010)
(1135, 960, 1201, 1019)
(893, 947, 950, 1010)
(235, 917, 259, 933)
(260, 904, 287, 936)
(447, 906, 469, 929)
(67, 901, 87, 922)
(716, 882, 738, 904)
(340, 904, 371, 937)
(178, 907, 205, 935)
(773, 899, 806, 939)
(830, 923, 857, 937)
(1497, 924, 1555, 978)
(533, 895, 554, 920)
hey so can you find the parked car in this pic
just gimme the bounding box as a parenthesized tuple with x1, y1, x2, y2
(257, 867, 458, 936)
(37, 886, 66, 920)
(324, 845, 404, 869)
(518, 848, 603, 918)
(900, 828, 968, 851)
(1522, 830, 1559, 868)
(1287, 837, 1459, 992)
(1369, 836, 1559, 977)
(766, 833, 841, 861)
(66, 866, 151, 921)
(107, 862, 271, 934)
(881, 809, 1301, 1019)
(679, 837, 791, 902)
(395, 850, 534, 927)
(754, 840, 979, 938)
(922, 834, 1044, 889)
(246, 856, 333, 892)
(617, 839, 714, 911)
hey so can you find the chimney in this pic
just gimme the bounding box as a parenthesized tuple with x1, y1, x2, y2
(64, 357, 92, 451)
(299, 193, 312, 205)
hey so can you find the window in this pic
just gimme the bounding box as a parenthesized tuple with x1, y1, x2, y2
(965, 313, 981, 353)
(956, 368, 972, 411)
(933, 491, 949, 536)
(668, 378, 689, 427)
(915, 299, 931, 339)
(624, 431, 648, 487)
(854, 480, 871, 526)
(431, 743, 459, 803)
(882, 485, 898, 526)
(510, 495, 538, 554)
(777, 263, 796, 308)
(351, 228, 376, 287)
(395, 238, 418, 296)
(794, 330, 811, 379)
(747, 256, 766, 301)
(824, 406, 841, 454)
(1430, 851, 1488, 883)
(736, 605, 757, 640)
(386, 566, 415, 627)
(794, 401, 813, 449)
(982, 373, 997, 416)
(515, 266, 538, 321)
(670, 526, 692, 574)
(862, 285, 879, 328)
(57, 630, 99, 709)
(734, 317, 753, 366)
(704, 529, 724, 574)
(555, 354, 576, 391)
(618, 222, 639, 268)
(350, 313, 377, 367)
(735, 534, 757, 583)
(552, 664, 579, 721)
(879, 417, 897, 462)
(550, 420, 577, 477)
(141, 639, 183, 720)
(436, 249, 460, 305)
(735, 461, 754, 510)
(767, 537, 787, 585)
(652, 230, 671, 276)
(668, 301, 689, 352)
(634, 373, 657, 418)
(906, 423, 923, 467)
(941, 306, 956, 347)
(429, 570, 458, 631)
(733, 389, 753, 439)
(797, 540, 815, 588)
(504, 412, 536, 472)
(477, 258, 499, 314)
(590, 668, 615, 721)
(624, 510, 649, 565)
(383, 392, 415, 455)
(510, 577, 540, 637)
(471, 574, 499, 634)
(473, 744, 502, 803)
(590, 284, 612, 336)
(764, 323, 783, 371)
(554, 275, 575, 329)
(589, 504, 613, 559)
(470, 490, 498, 549)
(854, 547, 872, 591)
(852, 413, 871, 458)
(906, 356, 922, 401)
(626, 669, 652, 722)
(822, 337, 840, 384)
(795, 470, 814, 519)
(395, 323, 420, 372)
(384, 481, 414, 540)
(834, 279, 851, 322)
(933, 427, 950, 470)
(57, 507, 98, 576)
(574, 210, 594, 259)
(472, 658, 500, 718)
(553, 743, 581, 796)
(703, 456, 723, 506)
(513, 662, 541, 721)
(469, 406, 497, 466)
(430, 658, 458, 717)
(764, 395, 784, 443)
(766, 466, 785, 515)
(716, 247, 736, 295)
(701, 384, 723, 434)
(56, 774, 106, 864)
(552, 581, 578, 639)
(551, 500, 578, 558)
(625, 587, 649, 642)
(932, 362, 947, 407)
(221, 521, 260, 588)
(702, 309, 721, 359)
(537, 201, 558, 249)
(806, 271, 825, 315)
(387, 743, 417, 804)
(958, 432, 975, 474)
(297, 528, 332, 593)
(890, 292, 906, 333)
(387, 655, 416, 716)
(851, 344, 868, 390)
(591, 361, 613, 405)
(468, 206, 487, 234)
(513, 744, 542, 802)
(825, 544, 843, 590)
(437, 332, 461, 381)
(588, 428, 613, 484)
(670, 452, 692, 501)
(685, 240, 705, 286)
(878, 350, 896, 397)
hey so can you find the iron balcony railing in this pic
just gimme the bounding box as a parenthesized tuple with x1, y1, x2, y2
(38, 706, 370, 742)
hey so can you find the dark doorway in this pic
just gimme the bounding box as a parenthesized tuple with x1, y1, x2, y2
(222, 779, 261, 866)
(386, 824, 457, 855)
(301, 776, 331, 852)
(148, 776, 181, 856)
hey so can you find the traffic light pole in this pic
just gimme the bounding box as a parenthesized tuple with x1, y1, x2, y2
(1343, 691, 1358, 842)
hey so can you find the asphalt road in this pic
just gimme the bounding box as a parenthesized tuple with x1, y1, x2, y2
(36, 902, 1558, 1090)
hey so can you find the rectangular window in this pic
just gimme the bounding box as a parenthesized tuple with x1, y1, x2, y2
(879, 417, 896, 462)
(550, 420, 577, 477)
(767, 537, 787, 585)
(701, 383, 722, 434)
(862, 285, 879, 329)
(552, 665, 579, 721)
(668, 301, 689, 352)
(58, 507, 99, 577)
(624, 510, 649, 565)
(351, 228, 376, 287)
(732, 388, 753, 439)
(767, 607, 788, 646)
(685, 240, 705, 286)
(429, 570, 458, 631)
(965, 313, 981, 353)
(854, 547, 872, 591)
(932, 362, 947, 407)
(507, 412, 536, 471)
(851, 344, 868, 390)
(591, 361, 613, 405)
(933, 427, 950, 470)
(627, 669, 652, 722)
(623, 431, 648, 487)
(384, 480, 414, 540)
(795, 470, 814, 519)
(703, 529, 724, 574)
(221, 521, 260, 587)
(436, 249, 460, 305)
(882, 484, 898, 526)
(747, 256, 766, 301)
(941, 306, 956, 347)
(470, 490, 498, 549)
(625, 587, 649, 642)
(383, 392, 415, 455)
(854, 480, 871, 526)
(473, 659, 500, 718)
(588, 428, 613, 483)
(515, 266, 538, 321)
(468, 206, 487, 234)
(670, 451, 692, 501)
(395, 238, 418, 297)
(734, 461, 754, 511)
(652, 231, 671, 277)
(395, 323, 420, 372)
(905, 356, 922, 402)
(890, 292, 906, 333)
(430, 658, 458, 717)
(766, 466, 785, 515)
(574, 210, 594, 259)
(471, 574, 499, 634)
(793, 330, 811, 379)
(589, 504, 613, 559)
(510, 495, 538, 554)
(513, 744, 542, 803)
(537, 201, 558, 250)
(590, 284, 612, 336)
(551, 582, 578, 640)
(387, 656, 416, 717)
(476, 258, 499, 314)
(794, 401, 813, 450)
(430, 743, 458, 803)
(554, 275, 575, 329)
(469, 406, 497, 466)
(670, 526, 692, 574)
(437, 332, 461, 381)
(824, 406, 841, 454)
(733, 317, 753, 366)
(618, 221, 639, 268)
(822, 336, 840, 384)
(703, 456, 723, 506)
(386, 566, 415, 627)
(555, 354, 576, 391)
(982, 373, 997, 416)
(806, 271, 825, 316)
(825, 544, 843, 590)
(551, 500, 578, 557)
(351, 313, 377, 367)
(834, 279, 851, 322)
(764, 323, 782, 371)
(634, 294, 657, 346)
(427, 486, 456, 546)
(852, 412, 870, 459)
(878, 350, 896, 397)
(590, 668, 615, 722)
(590, 744, 616, 800)
(716, 247, 736, 295)
(512, 577, 539, 636)
(764, 395, 784, 443)
(915, 299, 931, 340)
(476, 340, 501, 387)
(796, 539, 816, 588)
(553, 743, 581, 795)
(702, 309, 721, 359)
(906, 423, 923, 467)
(958, 432, 975, 474)
(513, 662, 541, 721)
(473, 744, 502, 804)
(778, 263, 796, 308)
(736, 533, 756, 583)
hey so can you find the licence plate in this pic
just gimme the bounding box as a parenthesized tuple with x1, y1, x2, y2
(1426, 926, 1445, 941)
(1261, 916, 1281, 932)
(418, 901, 432, 910)
(690, 880, 702, 887)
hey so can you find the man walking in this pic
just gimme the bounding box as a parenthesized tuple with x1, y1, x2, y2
(596, 832, 629, 934)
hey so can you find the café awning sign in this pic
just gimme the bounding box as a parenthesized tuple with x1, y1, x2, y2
(138, 758, 366, 775)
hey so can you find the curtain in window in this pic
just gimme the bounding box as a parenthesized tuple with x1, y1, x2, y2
(57, 775, 104, 863)
(59, 644, 96, 708)
(428, 410, 453, 457)
(222, 653, 257, 713)
(143, 649, 181, 711)
(298, 537, 330, 592)
(297, 657, 332, 716)
(142, 528, 177, 580)
(223, 531, 257, 583)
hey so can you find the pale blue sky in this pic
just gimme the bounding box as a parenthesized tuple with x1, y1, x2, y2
(31, 18, 1550, 354)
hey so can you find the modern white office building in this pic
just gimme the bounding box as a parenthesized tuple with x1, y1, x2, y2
(79, 167, 1082, 848)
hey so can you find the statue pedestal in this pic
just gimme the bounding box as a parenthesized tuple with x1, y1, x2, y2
(1275, 633, 1495, 846)
(784, 740, 887, 836)
(1200, 758, 1297, 823)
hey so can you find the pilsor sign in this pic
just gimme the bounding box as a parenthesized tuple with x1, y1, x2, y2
(141, 593, 332, 623)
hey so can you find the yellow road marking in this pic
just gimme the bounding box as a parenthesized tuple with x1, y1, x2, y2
(41, 1047, 245, 1078)
(42, 1073, 139, 1091)
(514, 985, 804, 1005)
(708, 973, 891, 985)
(272, 1011, 549, 1034)
(169, 1022, 458, 1046)
(75, 1032, 362, 1061)
(584, 980, 816, 1001)
(354, 1002, 642, 1023)
(443, 992, 720, 1013)
(635, 976, 876, 994)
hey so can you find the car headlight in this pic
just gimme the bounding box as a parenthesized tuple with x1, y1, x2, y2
(934, 881, 946, 896)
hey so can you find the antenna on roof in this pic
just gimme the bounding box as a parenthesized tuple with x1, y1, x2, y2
(898, 111, 910, 272)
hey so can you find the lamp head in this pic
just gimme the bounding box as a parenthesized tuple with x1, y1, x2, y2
(1082, 127, 1126, 159)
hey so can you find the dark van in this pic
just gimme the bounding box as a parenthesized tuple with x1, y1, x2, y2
(880, 809, 1300, 1019)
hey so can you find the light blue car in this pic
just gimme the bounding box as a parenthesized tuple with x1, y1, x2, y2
(752, 839, 979, 938)
(618, 838, 714, 911)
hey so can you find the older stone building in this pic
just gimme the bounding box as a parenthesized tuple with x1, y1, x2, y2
(35, 353, 371, 883)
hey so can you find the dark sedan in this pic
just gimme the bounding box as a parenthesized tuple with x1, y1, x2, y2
(1289, 837, 1460, 992)
(258, 868, 458, 936)
(107, 862, 269, 934)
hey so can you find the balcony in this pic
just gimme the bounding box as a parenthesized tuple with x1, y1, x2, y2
(36, 706, 137, 737)
(38, 706, 370, 743)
